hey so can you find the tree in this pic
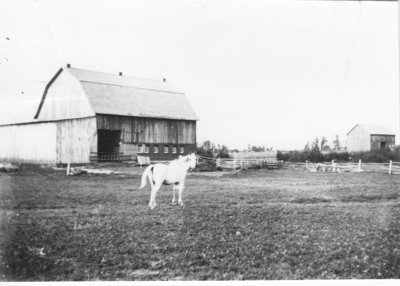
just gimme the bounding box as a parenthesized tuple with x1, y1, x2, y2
(216, 145, 230, 158)
(320, 137, 328, 151)
(202, 140, 212, 150)
(197, 140, 231, 159)
(322, 144, 331, 152)
(250, 145, 265, 152)
(304, 142, 311, 152)
(311, 138, 320, 152)
(333, 135, 341, 152)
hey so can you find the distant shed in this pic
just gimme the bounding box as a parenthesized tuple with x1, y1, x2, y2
(346, 124, 395, 152)
(0, 66, 198, 164)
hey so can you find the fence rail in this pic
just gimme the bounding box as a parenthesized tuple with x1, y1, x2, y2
(216, 158, 281, 170)
(89, 153, 134, 162)
(296, 159, 400, 175)
(216, 158, 400, 175)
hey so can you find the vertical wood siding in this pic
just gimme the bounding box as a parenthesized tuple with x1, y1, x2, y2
(0, 117, 97, 164)
(97, 114, 196, 144)
(370, 135, 396, 151)
(0, 122, 57, 163)
(96, 114, 196, 160)
(56, 117, 97, 164)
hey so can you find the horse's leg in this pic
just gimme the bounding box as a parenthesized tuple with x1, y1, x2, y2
(149, 185, 155, 208)
(149, 182, 162, 209)
(178, 181, 185, 206)
(172, 185, 177, 205)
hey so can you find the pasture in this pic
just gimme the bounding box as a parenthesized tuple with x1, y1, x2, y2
(1, 165, 400, 281)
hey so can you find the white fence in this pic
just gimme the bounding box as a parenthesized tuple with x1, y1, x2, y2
(287, 160, 400, 175)
(216, 158, 400, 175)
(216, 158, 281, 170)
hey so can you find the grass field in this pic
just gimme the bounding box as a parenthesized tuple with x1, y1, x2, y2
(1, 165, 400, 281)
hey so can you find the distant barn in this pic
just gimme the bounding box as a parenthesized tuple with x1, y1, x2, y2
(346, 124, 395, 152)
(0, 66, 198, 164)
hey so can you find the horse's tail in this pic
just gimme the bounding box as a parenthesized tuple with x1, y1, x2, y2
(140, 165, 154, 189)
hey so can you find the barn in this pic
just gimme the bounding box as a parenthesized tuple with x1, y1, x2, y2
(346, 124, 395, 152)
(0, 65, 198, 164)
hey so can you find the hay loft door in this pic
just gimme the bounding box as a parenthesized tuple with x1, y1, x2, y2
(97, 129, 121, 155)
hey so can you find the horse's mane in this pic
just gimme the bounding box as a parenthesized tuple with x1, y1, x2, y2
(177, 155, 188, 162)
(170, 154, 195, 165)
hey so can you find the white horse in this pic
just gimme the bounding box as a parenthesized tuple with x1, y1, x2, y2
(139, 153, 197, 209)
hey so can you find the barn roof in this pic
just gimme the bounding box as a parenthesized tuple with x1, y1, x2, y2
(67, 67, 182, 93)
(67, 67, 198, 121)
(347, 124, 395, 136)
(35, 67, 198, 121)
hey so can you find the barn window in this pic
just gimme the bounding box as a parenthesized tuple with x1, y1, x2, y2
(144, 146, 149, 153)
(138, 144, 144, 153)
(180, 146, 184, 154)
(172, 147, 177, 154)
(154, 146, 159, 153)
(164, 146, 169, 153)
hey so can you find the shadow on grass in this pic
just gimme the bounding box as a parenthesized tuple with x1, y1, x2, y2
(290, 197, 332, 204)
(341, 194, 399, 203)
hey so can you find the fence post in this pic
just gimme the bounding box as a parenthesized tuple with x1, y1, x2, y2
(240, 160, 243, 169)
(358, 159, 362, 172)
(217, 158, 221, 168)
(331, 160, 337, 172)
(389, 160, 393, 175)
(306, 160, 309, 170)
(66, 161, 71, 176)
(233, 159, 236, 171)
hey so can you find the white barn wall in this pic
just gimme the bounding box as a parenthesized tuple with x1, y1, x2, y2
(56, 117, 97, 164)
(38, 69, 95, 121)
(0, 117, 97, 164)
(0, 122, 57, 163)
(346, 126, 370, 152)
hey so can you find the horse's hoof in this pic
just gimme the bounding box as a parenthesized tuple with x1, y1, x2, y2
(179, 202, 184, 206)
(172, 201, 177, 205)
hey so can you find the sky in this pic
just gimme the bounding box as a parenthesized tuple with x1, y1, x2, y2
(0, 0, 398, 150)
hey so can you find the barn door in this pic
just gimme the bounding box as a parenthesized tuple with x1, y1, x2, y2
(97, 129, 121, 155)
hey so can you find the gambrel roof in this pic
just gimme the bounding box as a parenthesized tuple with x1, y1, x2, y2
(35, 66, 198, 121)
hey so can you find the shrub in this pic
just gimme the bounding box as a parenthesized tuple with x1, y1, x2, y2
(324, 152, 351, 162)
(195, 148, 219, 172)
(277, 148, 400, 163)
(277, 150, 350, 163)
(350, 149, 400, 163)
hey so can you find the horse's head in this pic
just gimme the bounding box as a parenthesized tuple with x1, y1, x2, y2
(188, 153, 198, 169)
(180, 153, 197, 169)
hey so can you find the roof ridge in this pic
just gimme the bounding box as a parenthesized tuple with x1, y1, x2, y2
(79, 80, 185, 94)
(66, 66, 167, 83)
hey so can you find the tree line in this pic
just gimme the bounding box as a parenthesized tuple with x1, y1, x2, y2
(277, 135, 400, 163)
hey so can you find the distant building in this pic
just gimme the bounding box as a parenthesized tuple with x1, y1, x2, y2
(0, 66, 198, 164)
(230, 151, 277, 162)
(346, 124, 395, 152)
